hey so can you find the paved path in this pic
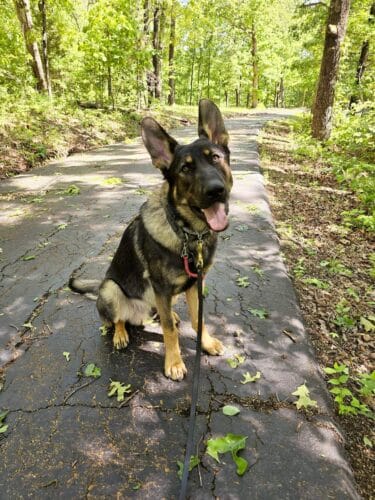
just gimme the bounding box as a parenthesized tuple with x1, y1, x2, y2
(0, 112, 359, 499)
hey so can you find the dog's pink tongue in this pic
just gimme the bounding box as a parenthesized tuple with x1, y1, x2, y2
(203, 202, 228, 232)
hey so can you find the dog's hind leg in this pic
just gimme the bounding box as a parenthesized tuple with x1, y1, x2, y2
(186, 284, 225, 355)
(155, 294, 187, 381)
(113, 320, 129, 350)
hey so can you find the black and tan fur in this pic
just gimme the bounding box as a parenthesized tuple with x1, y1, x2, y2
(69, 99, 232, 381)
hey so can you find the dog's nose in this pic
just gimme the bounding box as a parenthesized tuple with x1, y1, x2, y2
(205, 182, 225, 200)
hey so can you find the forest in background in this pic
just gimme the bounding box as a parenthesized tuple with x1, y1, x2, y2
(0, 0, 374, 228)
(3, 0, 373, 109)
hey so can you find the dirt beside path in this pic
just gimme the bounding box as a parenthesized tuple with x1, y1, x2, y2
(0, 112, 360, 498)
(261, 120, 374, 499)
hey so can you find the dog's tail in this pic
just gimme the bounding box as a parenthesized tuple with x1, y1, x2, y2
(68, 277, 100, 301)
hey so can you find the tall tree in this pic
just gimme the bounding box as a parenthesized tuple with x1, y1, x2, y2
(311, 0, 351, 140)
(38, 0, 52, 97)
(167, 2, 176, 105)
(251, 22, 258, 108)
(151, 1, 166, 100)
(348, 1, 374, 107)
(13, 0, 48, 93)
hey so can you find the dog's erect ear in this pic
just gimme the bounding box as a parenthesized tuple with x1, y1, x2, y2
(198, 99, 229, 147)
(141, 117, 178, 169)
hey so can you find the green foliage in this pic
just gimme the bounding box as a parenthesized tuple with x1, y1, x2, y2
(0, 410, 9, 434)
(241, 371, 261, 384)
(236, 276, 250, 288)
(248, 308, 268, 319)
(358, 371, 375, 398)
(108, 380, 132, 402)
(292, 383, 318, 410)
(290, 110, 375, 232)
(62, 185, 80, 196)
(333, 299, 356, 330)
(84, 363, 101, 378)
(227, 354, 245, 369)
(177, 455, 200, 480)
(301, 277, 330, 290)
(206, 434, 248, 476)
(324, 363, 372, 417)
(222, 405, 240, 416)
(293, 258, 306, 278)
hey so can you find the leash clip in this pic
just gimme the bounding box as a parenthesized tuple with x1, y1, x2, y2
(196, 239, 204, 270)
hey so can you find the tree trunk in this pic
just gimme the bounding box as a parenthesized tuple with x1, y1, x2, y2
(107, 63, 115, 110)
(152, 1, 165, 101)
(38, 0, 52, 97)
(235, 88, 239, 107)
(311, 0, 351, 140)
(251, 23, 258, 108)
(143, 0, 153, 106)
(167, 6, 176, 105)
(189, 47, 195, 105)
(206, 35, 213, 99)
(197, 48, 202, 100)
(225, 90, 228, 107)
(274, 81, 279, 107)
(348, 2, 374, 107)
(279, 77, 284, 107)
(13, 0, 48, 93)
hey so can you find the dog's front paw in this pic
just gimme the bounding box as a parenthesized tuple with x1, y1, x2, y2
(113, 329, 129, 350)
(202, 336, 224, 356)
(165, 358, 187, 381)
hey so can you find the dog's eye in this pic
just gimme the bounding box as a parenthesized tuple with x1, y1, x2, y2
(181, 164, 191, 173)
(212, 154, 221, 162)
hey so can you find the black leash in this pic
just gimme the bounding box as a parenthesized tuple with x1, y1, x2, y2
(179, 265, 204, 500)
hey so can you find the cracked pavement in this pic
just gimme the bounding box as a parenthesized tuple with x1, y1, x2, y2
(0, 112, 360, 498)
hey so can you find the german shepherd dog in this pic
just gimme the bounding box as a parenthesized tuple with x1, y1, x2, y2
(69, 99, 232, 380)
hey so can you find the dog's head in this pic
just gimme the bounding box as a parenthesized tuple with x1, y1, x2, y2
(141, 99, 232, 232)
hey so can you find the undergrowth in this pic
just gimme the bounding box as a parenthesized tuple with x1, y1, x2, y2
(0, 93, 254, 179)
(290, 103, 375, 232)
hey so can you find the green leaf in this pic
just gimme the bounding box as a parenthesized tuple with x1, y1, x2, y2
(232, 453, 248, 476)
(57, 223, 68, 230)
(177, 455, 200, 479)
(63, 352, 70, 362)
(251, 265, 264, 278)
(248, 308, 268, 319)
(236, 276, 250, 288)
(101, 177, 123, 186)
(363, 436, 373, 448)
(241, 371, 261, 384)
(0, 411, 9, 423)
(292, 383, 318, 410)
(360, 317, 375, 332)
(62, 185, 80, 196)
(0, 411, 8, 434)
(22, 322, 33, 329)
(222, 405, 240, 416)
(84, 363, 101, 378)
(99, 325, 109, 336)
(22, 255, 36, 261)
(206, 434, 248, 475)
(108, 380, 131, 402)
(227, 354, 245, 369)
(302, 277, 330, 290)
